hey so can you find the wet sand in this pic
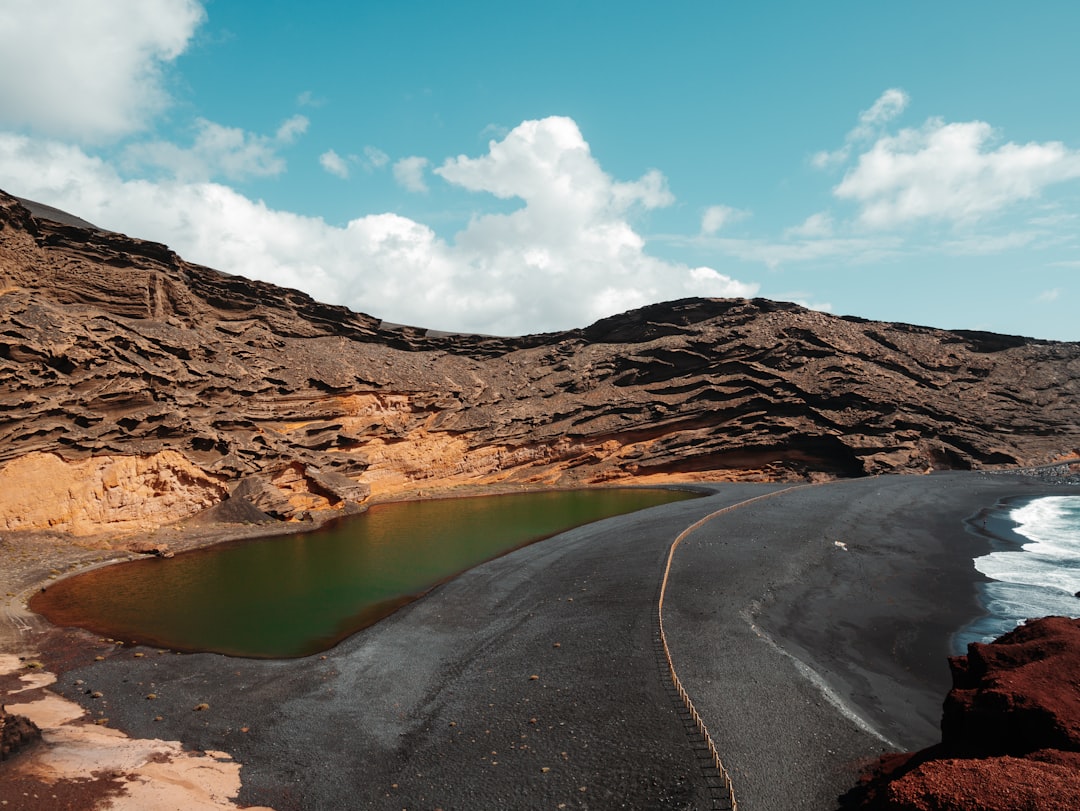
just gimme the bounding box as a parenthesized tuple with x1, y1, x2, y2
(4, 472, 1078, 809)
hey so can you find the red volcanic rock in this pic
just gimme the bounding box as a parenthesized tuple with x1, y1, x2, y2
(844, 617, 1080, 810)
(943, 615, 1080, 756)
(880, 751, 1080, 811)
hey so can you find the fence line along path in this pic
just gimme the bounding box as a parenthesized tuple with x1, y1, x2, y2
(656, 486, 812, 811)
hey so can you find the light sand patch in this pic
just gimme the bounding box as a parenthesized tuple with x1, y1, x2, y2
(0, 652, 57, 693)
(5, 669, 56, 694)
(2, 659, 274, 811)
(0, 651, 26, 675)
(7, 692, 85, 728)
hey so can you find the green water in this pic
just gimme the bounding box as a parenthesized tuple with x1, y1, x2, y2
(33, 488, 696, 658)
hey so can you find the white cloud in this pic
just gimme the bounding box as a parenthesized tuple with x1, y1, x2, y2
(432, 117, 755, 327)
(1037, 288, 1061, 303)
(124, 116, 307, 181)
(702, 234, 902, 269)
(0, 118, 758, 334)
(0, 0, 204, 141)
(480, 123, 511, 141)
(320, 149, 350, 179)
(393, 156, 430, 192)
(835, 118, 1080, 227)
(780, 293, 834, 313)
(322, 146, 389, 177)
(1028, 211, 1079, 227)
(813, 88, 909, 168)
(296, 90, 326, 108)
(275, 115, 309, 144)
(784, 212, 834, 239)
(700, 205, 748, 235)
(941, 231, 1039, 255)
(613, 169, 674, 211)
(364, 146, 390, 169)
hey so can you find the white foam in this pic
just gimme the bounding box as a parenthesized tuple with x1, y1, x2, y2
(969, 495, 1080, 642)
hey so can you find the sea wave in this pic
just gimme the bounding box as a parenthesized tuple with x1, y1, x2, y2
(961, 496, 1080, 647)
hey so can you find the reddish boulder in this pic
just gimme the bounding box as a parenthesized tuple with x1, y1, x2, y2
(843, 617, 1080, 810)
(942, 615, 1080, 757)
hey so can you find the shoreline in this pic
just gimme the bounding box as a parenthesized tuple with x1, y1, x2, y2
(662, 471, 1080, 809)
(959, 490, 1080, 648)
(3, 471, 1080, 809)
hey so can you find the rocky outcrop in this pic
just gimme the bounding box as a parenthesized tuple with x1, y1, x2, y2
(843, 617, 1080, 810)
(943, 615, 1080, 757)
(1, 189, 1079, 534)
(0, 706, 40, 761)
(0, 451, 227, 535)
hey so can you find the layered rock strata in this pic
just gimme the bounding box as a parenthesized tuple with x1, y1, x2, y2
(2, 190, 1079, 534)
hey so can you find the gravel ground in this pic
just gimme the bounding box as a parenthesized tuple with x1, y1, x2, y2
(22, 472, 1080, 810)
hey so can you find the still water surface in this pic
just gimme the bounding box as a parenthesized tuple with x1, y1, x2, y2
(34, 488, 696, 658)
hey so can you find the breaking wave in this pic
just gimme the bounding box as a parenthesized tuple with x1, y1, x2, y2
(959, 496, 1080, 648)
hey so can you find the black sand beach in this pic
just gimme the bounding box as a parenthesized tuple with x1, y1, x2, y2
(34, 472, 1080, 810)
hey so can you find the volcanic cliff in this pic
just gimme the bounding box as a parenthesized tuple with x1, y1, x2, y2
(1, 189, 1078, 535)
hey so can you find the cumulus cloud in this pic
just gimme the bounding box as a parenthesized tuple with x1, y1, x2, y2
(700, 205, 748, 235)
(320, 149, 350, 179)
(432, 117, 754, 327)
(123, 116, 308, 181)
(0, 117, 757, 334)
(0, 0, 204, 141)
(835, 118, 1080, 227)
(393, 156, 430, 192)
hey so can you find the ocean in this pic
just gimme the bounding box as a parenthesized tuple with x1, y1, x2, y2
(956, 494, 1080, 650)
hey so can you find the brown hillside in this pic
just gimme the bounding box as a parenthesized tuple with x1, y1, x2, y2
(1, 190, 1077, 533)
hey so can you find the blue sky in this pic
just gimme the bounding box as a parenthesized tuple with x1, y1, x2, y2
(1, 1, 1078, 339)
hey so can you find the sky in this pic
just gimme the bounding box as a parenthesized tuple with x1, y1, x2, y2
(1, 2, 1078, 340)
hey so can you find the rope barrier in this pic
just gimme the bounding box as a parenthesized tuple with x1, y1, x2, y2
(657, 485, 813, 811)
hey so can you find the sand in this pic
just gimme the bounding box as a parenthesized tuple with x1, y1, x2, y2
(2, 472, 1077, 810)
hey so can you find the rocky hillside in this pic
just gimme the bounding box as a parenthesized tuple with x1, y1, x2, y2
(1, 189, 1078, 534)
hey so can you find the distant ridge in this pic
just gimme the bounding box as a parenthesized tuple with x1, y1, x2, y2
(1, 188, 1078, 534)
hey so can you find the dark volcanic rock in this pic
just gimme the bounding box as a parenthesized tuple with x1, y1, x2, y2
(843, 617, 1080, 811)
(0, 705, 40, 761)
(1, 188, 1078, 532)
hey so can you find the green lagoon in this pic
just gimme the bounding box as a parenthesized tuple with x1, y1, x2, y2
(34, 488, 697, 658)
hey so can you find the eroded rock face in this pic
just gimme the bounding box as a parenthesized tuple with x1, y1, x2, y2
(0, 451, 227, 535)
(1, 189, 1079, 533)
(843, 617, 1080, 811)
